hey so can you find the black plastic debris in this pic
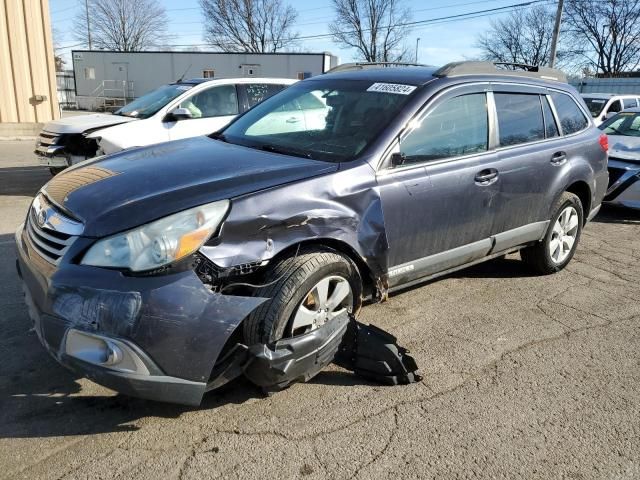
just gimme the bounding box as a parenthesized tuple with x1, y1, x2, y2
(333, 320, 422, 385)
(208, 312, 422, 393)
(243, 312, 350, 393)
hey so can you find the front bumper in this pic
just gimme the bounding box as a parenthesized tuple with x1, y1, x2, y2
(15, 223, 266, 405)
(605, 158, 640, 210)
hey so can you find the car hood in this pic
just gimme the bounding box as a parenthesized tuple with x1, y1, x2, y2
(608, 135, 640, 162)
(42, 113, 137, 135)
(42, 136, 338, 237)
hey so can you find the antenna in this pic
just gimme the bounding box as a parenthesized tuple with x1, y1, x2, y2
(176, 64, 192, 83)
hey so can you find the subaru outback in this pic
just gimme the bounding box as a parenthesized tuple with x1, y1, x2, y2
(16, 61, 608, 405)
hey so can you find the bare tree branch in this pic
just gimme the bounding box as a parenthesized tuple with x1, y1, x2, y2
(475, 6, 571, 67)
(73, 0, 168, 51)
(330, 0, 411, 62)
(199, 0, 299, 53)
(564, 0, 640, 75)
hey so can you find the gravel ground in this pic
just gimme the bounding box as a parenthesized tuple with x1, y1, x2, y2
(1, 140, 639, 479)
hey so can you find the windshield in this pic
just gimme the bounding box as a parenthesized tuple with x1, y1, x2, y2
(583, 97, 608, 118)
(218, 79, 418, 162)
(114, 84, 193, 119)
(599, 111, 640, 137)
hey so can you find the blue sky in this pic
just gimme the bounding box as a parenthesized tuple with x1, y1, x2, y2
(50, 0, 531, 66)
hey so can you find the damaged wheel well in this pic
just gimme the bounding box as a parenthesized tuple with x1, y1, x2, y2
(269, 239, 376, 300)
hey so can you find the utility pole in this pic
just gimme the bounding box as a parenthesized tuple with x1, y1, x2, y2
(549, 0, 564, 67)
(415, 37, 421, 63)
(85, 0, 92, 50)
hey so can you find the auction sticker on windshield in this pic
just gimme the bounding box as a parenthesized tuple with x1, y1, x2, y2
(367, 83, 417, 95)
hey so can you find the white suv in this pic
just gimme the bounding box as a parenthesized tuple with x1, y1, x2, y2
(35, 77, 296, 174)
(582, 93, 640, 126)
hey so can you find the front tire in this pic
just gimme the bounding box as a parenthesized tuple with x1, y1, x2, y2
(243, 249, 362, 344)
(49, 167, 65, 176)
(521, 192, 583, 274)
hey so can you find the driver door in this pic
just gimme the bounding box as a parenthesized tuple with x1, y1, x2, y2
(377, 86, 500, 286)
(166, 84, 239, 140)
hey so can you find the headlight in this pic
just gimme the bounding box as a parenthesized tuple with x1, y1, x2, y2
(81, 200, 229, 271)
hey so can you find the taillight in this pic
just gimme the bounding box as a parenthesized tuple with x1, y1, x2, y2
(599, 133, 609, 152)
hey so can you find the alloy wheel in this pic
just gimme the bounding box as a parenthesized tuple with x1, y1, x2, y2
(549, 206, 579, 264)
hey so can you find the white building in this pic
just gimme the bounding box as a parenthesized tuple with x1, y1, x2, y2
(72, 50, 338, 110)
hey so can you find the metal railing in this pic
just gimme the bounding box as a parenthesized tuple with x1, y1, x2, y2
(88, 80, 135, 112)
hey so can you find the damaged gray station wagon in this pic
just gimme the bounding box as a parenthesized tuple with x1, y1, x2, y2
(16, 61, 609, 405)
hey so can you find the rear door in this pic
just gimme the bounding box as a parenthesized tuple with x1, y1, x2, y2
(167, 84, 240, 140)
(487, 86, 565, 249)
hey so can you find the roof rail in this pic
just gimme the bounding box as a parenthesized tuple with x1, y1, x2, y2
(434, 61, 567, 83)
(327, 62, 430, 73)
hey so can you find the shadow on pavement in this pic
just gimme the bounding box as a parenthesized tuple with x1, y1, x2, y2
(0, 166, 51, 196)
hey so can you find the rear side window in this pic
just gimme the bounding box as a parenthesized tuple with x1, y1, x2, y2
(623, 98, 638, 109)
(495, 93, 544, 146)
(550, 92, 588, 135)
(399, 93, 488, 163)
(542, 96, 559, 138)
(244, 84, 286, 108)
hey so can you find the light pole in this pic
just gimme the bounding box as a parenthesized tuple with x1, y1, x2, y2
(549, 0, 564, 67)
(415, 37, 421, 64)
(85, 0, 92, 50)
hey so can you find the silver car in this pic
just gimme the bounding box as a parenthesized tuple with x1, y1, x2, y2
(600, 108, 640, 209)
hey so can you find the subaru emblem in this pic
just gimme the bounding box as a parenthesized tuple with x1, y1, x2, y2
(37, 210, 46, 227)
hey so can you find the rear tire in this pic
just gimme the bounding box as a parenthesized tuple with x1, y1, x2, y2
(49, 167, 65, 176)
(521, 192, 583, 274)
(243, 249, 362, 344)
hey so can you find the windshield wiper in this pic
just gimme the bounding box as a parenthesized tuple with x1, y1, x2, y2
(261, 144, 313, 159)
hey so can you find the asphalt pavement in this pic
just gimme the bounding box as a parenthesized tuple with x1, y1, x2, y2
(0, 140, 639, 479)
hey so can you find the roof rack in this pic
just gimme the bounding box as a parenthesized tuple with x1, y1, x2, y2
(327, 62, 430, 73)
(434, 61, 567, 83)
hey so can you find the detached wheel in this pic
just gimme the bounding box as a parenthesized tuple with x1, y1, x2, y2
(521, 191, 583, 274)
(243, 249, 362, 344)
(49, 167, 65, 176)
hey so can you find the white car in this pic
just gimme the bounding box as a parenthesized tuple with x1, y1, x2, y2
(35, 77, 297, 174)
(581, 93, 640, 126)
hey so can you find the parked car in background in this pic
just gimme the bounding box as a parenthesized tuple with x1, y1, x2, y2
(582, 93, 640, 126)
(17, 61, 608, 405)
(599, 108, 640, 209)
(35, 77, 297, 175)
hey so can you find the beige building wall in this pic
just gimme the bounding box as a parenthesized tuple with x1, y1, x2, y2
(0, 0, 59, 136)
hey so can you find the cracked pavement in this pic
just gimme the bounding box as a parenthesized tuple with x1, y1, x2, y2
(1, 140, 639, 479)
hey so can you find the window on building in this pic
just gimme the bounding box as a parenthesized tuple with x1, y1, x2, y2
(203, 69, 215, 79)
(84, 67, 95, 80)
(550, 92, 589, 135)
(495, 93, 545, 146)
(399, 93, 489, 163)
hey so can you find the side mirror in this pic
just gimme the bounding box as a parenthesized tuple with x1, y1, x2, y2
(165, 108, 193, 122)
(390, 152, 406, 168)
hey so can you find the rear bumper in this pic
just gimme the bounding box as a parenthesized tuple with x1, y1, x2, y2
(15, 223, 267, 405)
(605, 159, 640, 210)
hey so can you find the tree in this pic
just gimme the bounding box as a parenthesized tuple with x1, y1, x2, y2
(199, 0, 299, 53)
(563, 0, 640, 75)
(330, 0, 411, 62)
(476, 6, 561, 67)
(73, 0, 168, 51)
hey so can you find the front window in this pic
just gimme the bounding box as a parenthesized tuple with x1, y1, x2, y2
(219, 79, 418, 162)
(600, 112, 640, 137)
(114, 84, 193, 119)
(179, 85, 238, 118)
(583, 97, 608, 118)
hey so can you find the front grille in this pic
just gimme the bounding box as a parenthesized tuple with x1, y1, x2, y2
(38, 131, 60, 148)
(26, 199, 79, 264)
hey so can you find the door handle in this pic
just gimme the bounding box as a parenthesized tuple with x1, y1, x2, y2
(474, 168, 499, 185)
(286, 117, 301, 123)
(551, 151, 567, 165)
